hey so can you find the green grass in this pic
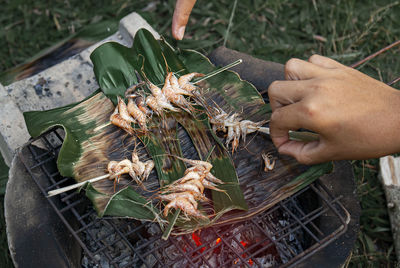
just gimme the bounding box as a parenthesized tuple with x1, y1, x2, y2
(1, 0, 399, 267)
(0, 153, 11, 268)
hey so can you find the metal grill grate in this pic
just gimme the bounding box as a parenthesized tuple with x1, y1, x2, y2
(19, 128, 350, 268)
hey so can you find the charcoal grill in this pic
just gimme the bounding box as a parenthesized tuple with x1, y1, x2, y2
(4, 46, 362, 268)
(5, 125, 358, 268)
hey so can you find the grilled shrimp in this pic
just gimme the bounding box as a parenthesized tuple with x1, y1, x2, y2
(125, 82, 145, 96)
(131, 161, 145, 177)
(142, 160, 154, 181)
(173, 171, 202, 185)
(145, 95, 163, 115)
(108, 159, 134, 192)
(110, 106, 135, 135)
(161, 183, 202, 194)
(174, 156, 213, 172)
(230, 123, 241, 153)
(202, 179, 225, 192)
(107, 160, 129, 191)
(163, 197, 207, 219)
(184, 179, 205, 194)
(135, 95, 152, 116)
(205, 172, 223, 184)
(131, 152, 146, 177)
(163, 178, 205, 194)
(239, 120, 258, 141)
(226, 123, 235, 148)
(107, 161, 119, 175)
(178, 72, 204, 92)
(162, 73, 194, 113)
(262, 153, 275, 172)
(117, 96, 135, 123)
(169, 73, 193, 96)
(157, 192, 198, 209)
(127, 97, 148, 132)
(184, 166, 209, 178)
(209, 106, 229, 132)
(148, 81, 179, 112)
(110, 159, 133, 179)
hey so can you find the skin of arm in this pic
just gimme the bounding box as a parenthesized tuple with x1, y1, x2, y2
(268, 55, 400, 164)
(171, 2, 400, 164)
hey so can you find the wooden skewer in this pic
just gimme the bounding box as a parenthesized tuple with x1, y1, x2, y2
(153, 59, 243, 87)
(47, 174, 110, 197)
(193, 59, 243, 84)
(222, 122, 320, 142)
(257, 126, 320, 142)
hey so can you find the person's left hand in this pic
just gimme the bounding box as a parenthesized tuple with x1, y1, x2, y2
(172, 0, 197, 40)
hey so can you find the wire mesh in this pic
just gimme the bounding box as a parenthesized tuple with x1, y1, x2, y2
(19, 128, 350, 268)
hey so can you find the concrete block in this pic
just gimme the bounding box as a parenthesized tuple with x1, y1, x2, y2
(118, 12, 160, 45)
(0, 84, 29, 166)
(0, 12, 160, 165)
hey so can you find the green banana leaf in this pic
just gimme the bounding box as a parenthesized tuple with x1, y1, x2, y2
(91, 29, 248, 225)
(23, 28, 333, 233)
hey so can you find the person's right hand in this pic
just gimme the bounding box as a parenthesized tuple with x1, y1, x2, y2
(268, 55, 400, 164)
(172, 0, 196, 40)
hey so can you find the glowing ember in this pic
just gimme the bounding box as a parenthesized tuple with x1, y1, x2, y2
(188, 233, 254, 265)
(238, 240, 254, 266)
(191, 232, 205, 253)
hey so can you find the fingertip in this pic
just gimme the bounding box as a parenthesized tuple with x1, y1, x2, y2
(277, 140, 320, 165)
(172, 0, 196, 40)
(284, 58, 302, 80)
(271, 135, 289, 150)
(176, 26, 186, 40)
(308, 54, 324, 63)
(308, 54, 343, 69)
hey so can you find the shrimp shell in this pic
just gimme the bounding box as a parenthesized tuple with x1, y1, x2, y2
(127, 98, 147, 131)
(107, 161, 118, 174)
(178, 72, 204, 92)
(148, 81, 163, 98)
(203, 179, 225, 192)
(262, 153, 276, 172)
(125, 82, 145, 96)
(162, 183, 202, 194)
(226, 124, 235, 148)
(174, 156, 213, 172)
(157, 192, 198, 209)
(131, 161, 146, 177)
(231, 123, 241, 153)
(169, 73, 193, 96)
(163, 197, 207, 219)
(146, 95, 163, 115)
(109, 159, 132, 180)
(110, 106, 135, 135)
(184, 180, 205, 194)
(117, 96, 135, 123)
(184, 166, 208, 178)
(142, 160, 154, 181)
(135, 95, 152, 116)
(147, 81, 179, 112)
(173, 171, 202, 185)
(239, 120, 258, 142)
(162, 73, 194, 113)
(205, 172, 223, 184)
